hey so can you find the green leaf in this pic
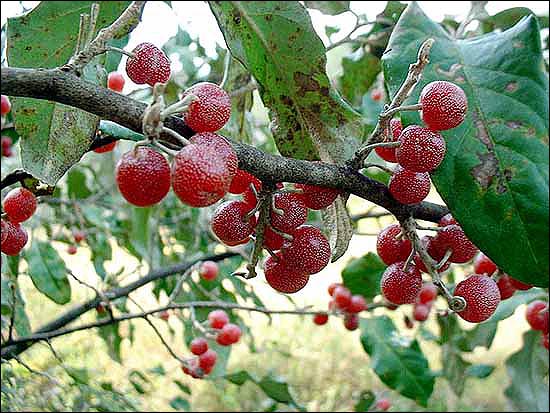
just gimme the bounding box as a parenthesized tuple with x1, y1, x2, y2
(504, 330, 549, 412)
(88, 232, 112, 280)
(383, 3, 549, 287)
(65, 366, 90, 385)
(257, 375, 298, 405)
(67, 169, 92, 199)
(465, 364, 495, 379)
(304, 1, 349, 15)
(173, 380, 191, 395)
(129, 207, 152, 260)
(481, 7, 541, 32)
(209, 1, 364, 163)
(99, 120, 144, 142)
(339, 50, 381, 107)
(441, 340, 470, 396)
(26, 240, 71, 304)
(341, 252, 386, 299)
(169, 396, 190, 411)
(354, 390, 375, 412)
(98, 323, 123, 363)
(360, 316, 434, 406)
(225, 370, 254, 385)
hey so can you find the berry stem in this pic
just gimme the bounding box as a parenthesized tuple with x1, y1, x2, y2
(161, 94, 197, 118)
(271, 196, 285, 216)
(104, 46, 135, 58)
(161, 126, 190, 147)
(354, 141, 400, 165)
(267, 223, 294, 241)
(151, 140, 179, 157)
(363, 163, 395, 174)
(85, 3, 101, 48)
(381, 103, 422, 118)
(436, 249, 453, 270)
(415, 224, 444, 232)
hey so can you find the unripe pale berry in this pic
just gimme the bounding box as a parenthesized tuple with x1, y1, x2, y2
(216, 323, 241, 346)
(388, 165, 431, 205)
(115, 147, 171, 207)
(473, 253, 497, 275)
(125, 43, 170, 86)
(375, 118, 402, 163)
(453, 275, 500, 323)
(199, 261, 219, 281)
(418, 283, 438, 304)
(93, 141, 117, 153)
(295, 183, 340, 210)
(270, 193, 307, 233)
(1, 220, 28, 256)
(420, 81, 467, 131)
(183, 82, 231, 132)
(380, 262, 422, 305)
(525, 300, 549, 333)
(496, 274, 516, 300)
(229, 169, 261, 194)
(3, 187, 37, 223)
(281, 225, 331, 275)
(211, 201, 257, 246)
(376, 224, 412, 265)
(208, 310, 229, 329)
(413, 303, 431, 322)
(436, 224, 478, 263)
(264, 252, 309, 294)
(198, 349, 217, 370)
(313, 312, 329, 325)
(348, 295, 367, 313)
(190, 337, 209, 355)
(343, 313, 359, 331)
(107, 72, 125, 92)
(396, 125, 446, 172)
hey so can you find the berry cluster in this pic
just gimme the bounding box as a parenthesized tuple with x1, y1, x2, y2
(1, 188, 38, 257)
(412, 283, 438, 322)
(181, 309, 242, 379)
(473, 253, 532, 299)
(312, 283, 367, 331)
(375, 81, 467, 205)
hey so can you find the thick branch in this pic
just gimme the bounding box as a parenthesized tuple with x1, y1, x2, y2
(0, 67, 448, 222)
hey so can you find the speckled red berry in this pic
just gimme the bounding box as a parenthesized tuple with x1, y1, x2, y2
(93, 141, 117, 153)
(418, 283, 438, 304)
(211, 201, 256, 246)
(1, 220, 28, 256)
(436, 224, 478, 264)
(438, 213, 457, 227)
(420, 81, 467, 131)
(264, 252, 309, 294)
(396, 125, 446, 172)
(270, 193, 307, 233)
(526, 300, 549, 333)
(199, 261, 219, 281)
(1, 95, 11, 115)
(508, 277, 532, 291)
(216, 323, 241, 346)
(263, 225, 285, 251)
(115, 147, 171, 207)
(208, 310, 229, 329)
(497, 274, 516, 300)
(183, 82, 231, 132)
(107, 72, 125, 92)
(125, 42, 170, 87)
(380, 262, 422, 305)
(375, 118, 402, 163)
(3, 187, 37, 223)
(388, 165, 431, 205)
(343, 313, 359, 331)
(376, 224, 412, 265)
(281, 225, 331, 275)
(413, 304, 430, 321)
(453, 275, 500, 323)
(295, 183, 340, 210)
(473, 253, 497, 275)
(198, 349, 217, 370)
(229, 169, 261, 194)
(348, 295, 367, 313)
(313, 313, 329, 325)
(190, 337, 208, 355)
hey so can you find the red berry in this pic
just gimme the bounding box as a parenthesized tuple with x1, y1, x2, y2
(348, 295, 367, 313)
(413, 303, 431, 322)
(263, 225, 285, 251)
(328, 299, 337, 311)
(67, 245, 77, 255)
(270, 193, 307, 233)
(396, 125, 446, 172)
(199, 261, 219, 281)
(3, 187, 37, 223)
(172, 140, 237, 208)
(294, 183, 340, 210)
(73, 230, 86, 244)
(380, 262, 422, 305)
(96, 303, 107, 315)
(542, 334, 549, 350)
(1, 95, 11, 115)
(418, 283, 438, 304)
(208, 310, 229, 329)
(453, 275, 500, 323)
(420, 81, 467, 131)
(375, 398, 391, 411)
(496, 274, 516, 300)
(388, 165, 431, 205)
(332, 286, 352, 310)
(229, 169, 261, 194)
(125, 42, 170, 87)
(183, 82, 231, 132)
(190, 337, 209, 355)
(242, 186, 258, 209)
(1, 220, 28, 256)
(93, 141, 117, 153)
(413, 235, 450, 273)
(328, 283, 341, 296)
(508, 277, 532, 291)
(438, 213, 457, 227)
(1, 136, 13, 157)
(436, 224, 478, 264)
(473, 253, 497, 275)
(115, 147, 171, 207)
(159, 310, 170, 321)
(525, 301, 549, 333)
(313, 312, 329, 325)
(107, 72, 125, 92)
(371, 89, 383, 101)
(375, 118, 402, 163)
(216, 323, 241, 346)
(264, 252, 309, 294)
(281, 225, 331, 275)
(376, 224, 412, 265)
(211, 201, 257, 246)
(343, 313, 359, 331)
(198, 349, 217, 370)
